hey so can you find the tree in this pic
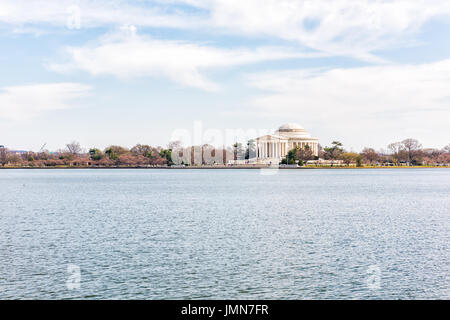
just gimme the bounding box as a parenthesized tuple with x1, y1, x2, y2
(89, 148, 104, 161)
(401, 138, 422, 165)
(443, 143, 450, 154)
(131, 144, 152, 157)
(245, 139, 256, 160)
(105, 146, 129, 160)
(341, 152, 360, 166)
(168, 140, 183, 151)
(0, 146, 8, 166)
(437, 153, 450, 165)
(388, 142, 406, 164)
(356, 155, 362, 167)
(323, 141, 344, 160)
(422, 148, 442, 165)
(361, 148, 379, 165)
(281, 157, 296, 165)
(295, 144, 314, 162)
(66, 141, 83, 155)
(117, 154, 139, 166)
(97, 156, 114, 167)
(159, 149, 172, 165)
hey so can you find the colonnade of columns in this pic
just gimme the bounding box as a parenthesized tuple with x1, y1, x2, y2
(257, 141, 288, 158)
(257, 140, 319, 158)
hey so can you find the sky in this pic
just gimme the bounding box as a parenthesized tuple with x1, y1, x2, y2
(0, 0, 450, 152)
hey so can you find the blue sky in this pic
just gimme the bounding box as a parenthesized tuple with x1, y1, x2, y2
(0, 0, 449, 152)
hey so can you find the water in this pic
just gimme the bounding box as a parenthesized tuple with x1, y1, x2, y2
(0, 169, 449, 299)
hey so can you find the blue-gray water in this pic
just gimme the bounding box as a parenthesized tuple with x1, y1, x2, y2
(0, 169, 449, 299)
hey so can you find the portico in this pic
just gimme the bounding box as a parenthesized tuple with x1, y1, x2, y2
(255, 123, 319, 164)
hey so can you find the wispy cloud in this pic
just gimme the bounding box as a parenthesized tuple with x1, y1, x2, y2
(0, 83, 91, 121)
(245, 60, 450, 149)
(186, 0, 450, 61)
(0, 0, 199, 29)
(49, 26, 323, 91)
(2, 1, 450, 61)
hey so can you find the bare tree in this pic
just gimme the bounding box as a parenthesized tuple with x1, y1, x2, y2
(0, 146, 7, 166)
(388, 142, 406, 164)
(443, 143, 450, 154)
(168, 140, 183, 151)
(401, 138, 422, 164)
(66, 141, 83, 155)
(361, 148, 379, 165)
(295, 145, 314, 162)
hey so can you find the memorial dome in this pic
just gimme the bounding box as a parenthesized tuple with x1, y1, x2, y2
(276, 123, 311, 138)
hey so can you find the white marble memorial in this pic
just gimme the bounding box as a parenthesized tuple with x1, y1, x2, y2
(255, 123, 319, 164)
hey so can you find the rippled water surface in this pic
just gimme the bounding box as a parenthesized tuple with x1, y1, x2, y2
(0, 169, 449, 299)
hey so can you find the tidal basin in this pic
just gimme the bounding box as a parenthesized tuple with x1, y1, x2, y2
(0, 169, 449, 299)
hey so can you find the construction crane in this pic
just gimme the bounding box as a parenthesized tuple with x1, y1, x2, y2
(39, 143, 47, 153)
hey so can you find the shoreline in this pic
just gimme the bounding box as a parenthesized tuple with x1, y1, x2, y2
(0, 165, 448, 170)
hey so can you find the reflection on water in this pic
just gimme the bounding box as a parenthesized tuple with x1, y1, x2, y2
(0, 169, 449, 299)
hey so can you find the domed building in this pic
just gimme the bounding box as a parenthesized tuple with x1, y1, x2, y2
(255, 123, 319, 163)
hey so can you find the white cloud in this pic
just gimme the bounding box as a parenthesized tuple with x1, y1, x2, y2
(0, 83, 91, 120)
(245, 60, 450, 149)
(49, 28, 322, 91)
(186, 0, 450, 61)
(0, 0, 198, 29)
(2, 1, 450, 60)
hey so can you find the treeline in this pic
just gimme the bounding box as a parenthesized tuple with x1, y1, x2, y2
(0, 142, 173, 167)
(0, 138, 449, 167)
(283, 139, 450, 166)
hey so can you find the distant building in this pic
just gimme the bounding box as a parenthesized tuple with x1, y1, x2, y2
(255, 123, 319, 164)
(8, 150, 29, 155)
